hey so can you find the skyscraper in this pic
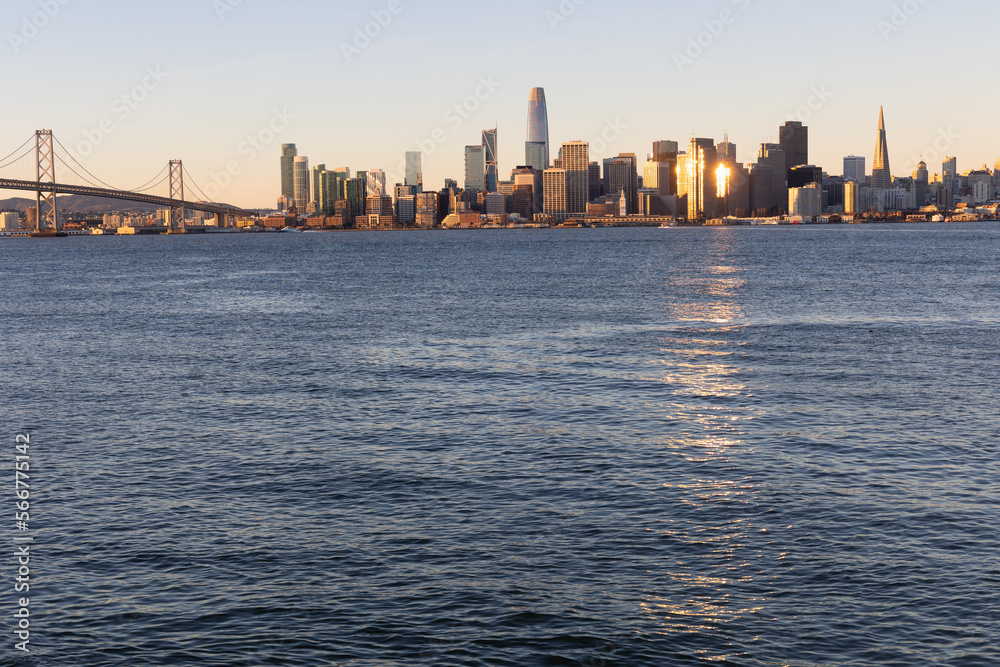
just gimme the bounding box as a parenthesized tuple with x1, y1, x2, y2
(483, 128, 498, 192)
(779, 121, 808, 170)
(281, 144, 297, 198)
(526, 88, 550, 171)
(678, 138, 719, 220)
(293, 156, 309, 213)
(560, 141, 589, 215)
(757, 143, 787, 215)
(464, 145, 485, 194)
(405, 152, 423, 191)
(844, 156, 866, 183)
(871, 107, 892, 191)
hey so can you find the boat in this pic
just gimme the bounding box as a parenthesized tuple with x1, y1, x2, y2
(279, 227, 303, 233)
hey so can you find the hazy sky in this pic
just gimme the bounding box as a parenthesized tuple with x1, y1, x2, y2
(4, 0, 998, 208)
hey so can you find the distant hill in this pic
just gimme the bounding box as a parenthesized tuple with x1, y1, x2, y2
(0, 194, 163, 214)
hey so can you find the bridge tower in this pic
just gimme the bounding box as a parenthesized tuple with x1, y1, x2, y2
(168, 159, 186, 234)
(35, 130, 58, 233)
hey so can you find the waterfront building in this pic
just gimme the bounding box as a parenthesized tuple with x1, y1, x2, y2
(561, 141, 590, 215)
(280, 144, 297, 198)
(396, 195, 416, 227)
(756, 143, 787, 215)
(871, 107, 892, 191)
(678, 138, 719, 220)
(543, 167, 568, 219)
(526, 88, 550, 171)
(293, 156, 310, 213)
(789, 182, 823, 218)
(844, 180, 860, 214)
(0, 212, 21, 230)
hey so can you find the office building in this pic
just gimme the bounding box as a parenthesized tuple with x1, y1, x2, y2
(789, 182, 823, 218)
(526, 87, 550, 171)
(483, 128, 498, 192)
(280, 144, 297, 198)
(293, 156, 310, 213)
(543, 168, 567, 219)
(405, 152, 423, 191)
(871, 107, 892, 191)
(844, 156, 866, 184)
(779, 121, 809, 170)
(465, 145, 485, 194)
(678, 138, 719, 220)
(366, 169, 386, 197)
(844, 180, 860, 214)
(561, 141, 589, 215)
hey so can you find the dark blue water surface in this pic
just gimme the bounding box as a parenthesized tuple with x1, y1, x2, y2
(1, 225, 998, 666)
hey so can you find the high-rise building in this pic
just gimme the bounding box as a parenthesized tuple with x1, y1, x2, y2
(779, 121, 809, 170)
(281, 144, 297, 198)
(678, 138, 719, 220)
(512, 166, 543, 215)
(405, 152, 423, 191)
(293, 156, 310, 213)
(652, 140, 679, 163)
(561, 141, 589, 215)
(756, 143, 787, 215)
(526, 88, 550, 171)
(789, 182, 823, 218)
(717, 134, 737, 164)
(871, 107, 892, 191)
(844, 180, 860, 214)
(844, 156, 866, 183)
(366, 169, 387, 197)
(749, 161, 774, 216)
(913, 161, 929, 207)
(312, 164, 329, 214)
(483, 128, 498, 193)
(465, 145, 485, 193)
(543, 168, 567, 219)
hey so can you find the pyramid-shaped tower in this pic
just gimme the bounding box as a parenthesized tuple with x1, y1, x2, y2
(871, 106, 892, 190)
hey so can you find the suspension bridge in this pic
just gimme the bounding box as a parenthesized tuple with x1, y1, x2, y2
(0, 130, 258, 236)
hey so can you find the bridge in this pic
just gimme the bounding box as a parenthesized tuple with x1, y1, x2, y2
(0, 130, 258, 235)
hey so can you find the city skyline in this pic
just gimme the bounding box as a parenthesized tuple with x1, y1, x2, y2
(3, 0, 999, 208)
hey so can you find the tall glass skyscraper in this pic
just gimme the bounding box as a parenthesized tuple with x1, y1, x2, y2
(465, 145, 485, 193)
(526, 88, 550, 171)
(405, 152, 423, 191)
(483, 129, 498, 193)
(281, 144, 297, 198)
(293, 156, 309, 214)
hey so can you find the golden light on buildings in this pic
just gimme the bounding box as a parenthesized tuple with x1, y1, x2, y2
(716, 164, 731, 199)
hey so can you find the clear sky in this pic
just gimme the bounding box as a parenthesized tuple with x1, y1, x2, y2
(3, 0, 999, 208)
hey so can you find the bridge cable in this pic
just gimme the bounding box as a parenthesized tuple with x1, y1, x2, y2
(181, 166, 215, 204)
(130, 164, 170, 193)
(0, 144, 37, 172)
(54, 154, 114, 190)
(51, 136, 124, 190)
(0, 136, 36, 167)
